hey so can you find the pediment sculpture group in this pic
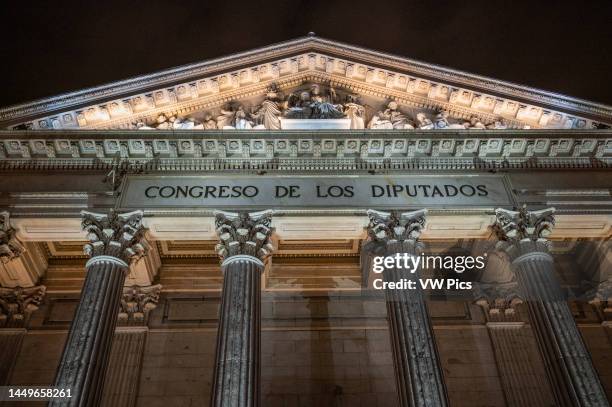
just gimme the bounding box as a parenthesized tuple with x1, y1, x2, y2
(134, 83, 511, 131)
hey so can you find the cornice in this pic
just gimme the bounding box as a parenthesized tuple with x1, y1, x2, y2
(0, 130, 609, 173)
(1, 35, 610, 129)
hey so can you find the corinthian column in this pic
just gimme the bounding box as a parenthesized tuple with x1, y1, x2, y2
(494, 206, 608, 407)
(210, 210, 274, 407)
(51, 210, 147, 407)
(366, 209, 448, 407)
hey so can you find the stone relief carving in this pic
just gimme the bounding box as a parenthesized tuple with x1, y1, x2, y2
(493, 205, 556, 257)
(494, 206, 556, 243)
(81, 210, 147, 264)
(0, 212, 25, 263)
(368, 101, 414, 129)
(0, 285, 46, 327)
(284, 84, 345, 119)
(131, 82, 526, 131)
(214, 210, 274, 262)
(250, 84, 283, 130)
(366, 209, 427, 254)
(118, 284, 162, 325)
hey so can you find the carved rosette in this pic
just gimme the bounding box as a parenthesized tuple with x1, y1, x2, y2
(81, 210, 147, 267)
(366, 209, 427, 256)
(0, 211, 25, 263)
(493, 206, 555, 260)
(214, 210, 274, 269)
(0, 285, 46, 327)
(118, 284, 162, 326)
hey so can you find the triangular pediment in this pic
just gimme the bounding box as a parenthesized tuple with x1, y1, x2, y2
(2, 35, 611, 130)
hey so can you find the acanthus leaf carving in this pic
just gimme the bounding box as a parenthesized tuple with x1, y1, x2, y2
(118, 284, 162, 326)
(0, 285, 46, 327)
(493, 205, 556, 259)
(366, 209, 427, 254)
(81, 210, 147, 264)
(214, 210, 274, 262)
(0, 212, 25, 263)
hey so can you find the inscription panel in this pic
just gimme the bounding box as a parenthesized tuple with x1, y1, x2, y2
(119, 175, 514, 210)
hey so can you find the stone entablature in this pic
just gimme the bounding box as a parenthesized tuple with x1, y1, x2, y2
(1, 131, 610, 169)
(2, 37, 611, 131)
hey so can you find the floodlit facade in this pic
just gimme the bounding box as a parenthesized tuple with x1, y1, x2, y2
(0, 35, 610, 406)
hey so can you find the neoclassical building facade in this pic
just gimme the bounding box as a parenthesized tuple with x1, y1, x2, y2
(0, 35, 610, 407)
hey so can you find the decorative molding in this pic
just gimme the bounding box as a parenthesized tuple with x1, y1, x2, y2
(2, 36, 610, 130)
(0, 285, 46, 327)
(1, 132, 610, 173)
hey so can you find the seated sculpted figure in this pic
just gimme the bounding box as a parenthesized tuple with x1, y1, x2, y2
(486, 119, 508, 129)
(309, 84, 344, 119)
(434, 111, 467, 129)
(202, 114, 218, 130)
(416, 113, 434, 129)
(153, 114, 172, 129)
(216, 104, 254, 129)
(463, 116, 487, 129)
(368, 101, 414, 129)
(170, 116, 204, 130)
(285, 90, 313, 119)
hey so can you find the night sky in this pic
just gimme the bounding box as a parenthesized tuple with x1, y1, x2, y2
(2, 0, 611, 108)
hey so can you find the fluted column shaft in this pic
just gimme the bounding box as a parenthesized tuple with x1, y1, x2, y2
(512, 250, 608, 407)
(51, 257, 128, 407)
(494, 207, 608, 406)
(51, 210, 147, 407)
(383, 252, 447, 406)
(211, 257, 262, 407)
(101, 327, 148, 407)
(367, 209, 448, 407)
(210, 210, 274, 407)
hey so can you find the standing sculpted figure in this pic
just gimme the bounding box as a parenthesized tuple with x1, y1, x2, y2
(251, 85, 283, 130)
(343, 95, 365, 129)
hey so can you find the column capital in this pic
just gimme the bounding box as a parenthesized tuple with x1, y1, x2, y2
(214, 209, 274, 265)
(0, 285, 46, 328)
(366, 209, 427, 254)
(81, 210, 147, 266)
(0, 212, 25, 263)
(474, 283, 523, 323)
(493, 206, 555, 260)
(118, 284, 162, 326)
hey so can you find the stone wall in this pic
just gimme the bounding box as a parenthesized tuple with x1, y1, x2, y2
(3, 294, 611, 406)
